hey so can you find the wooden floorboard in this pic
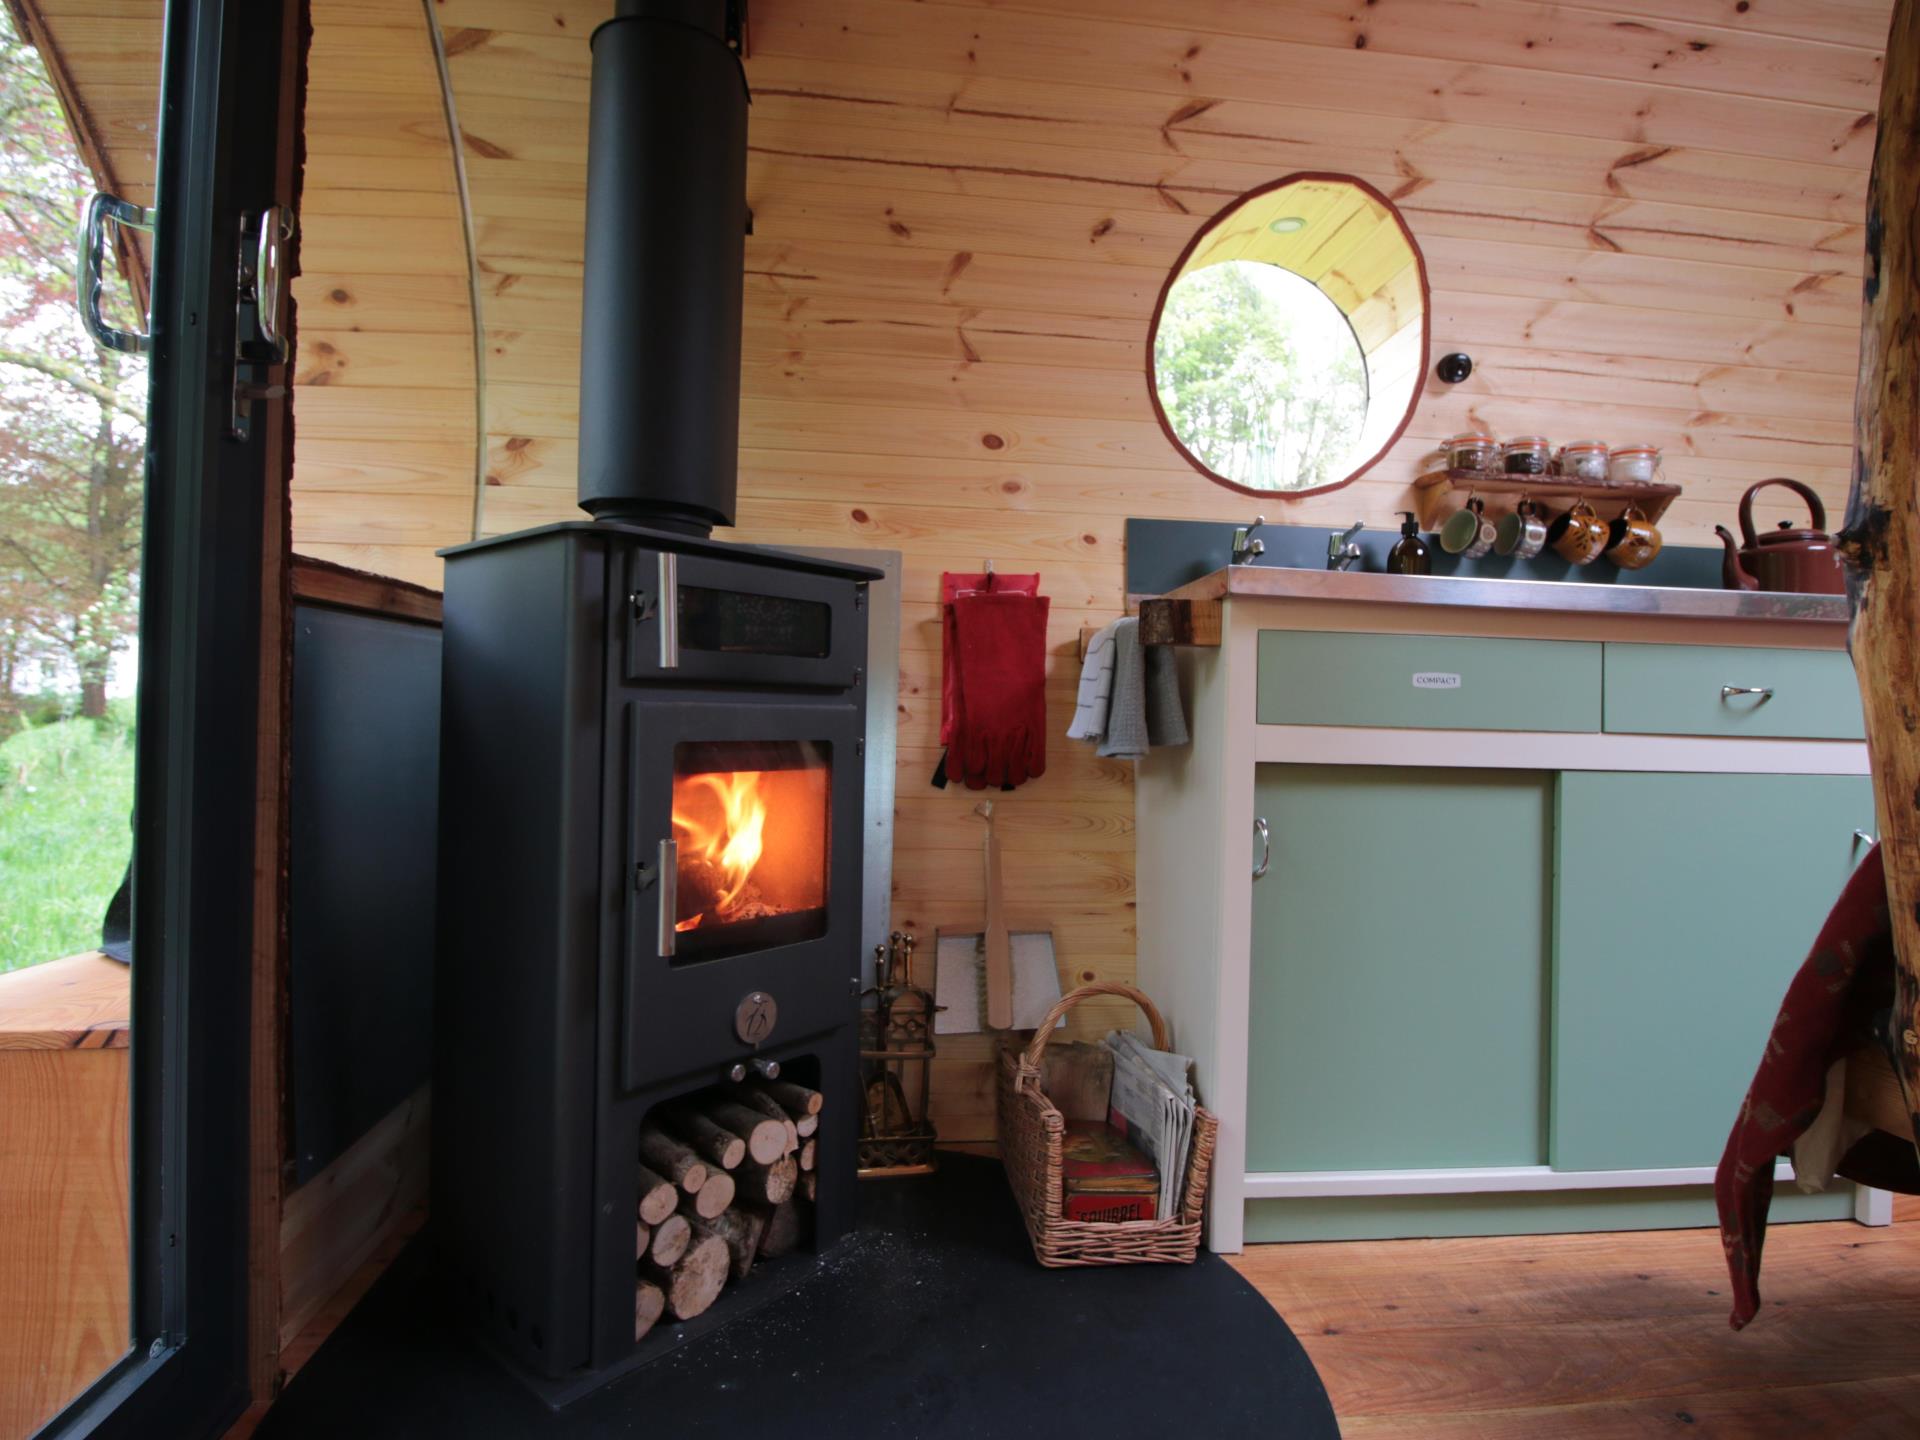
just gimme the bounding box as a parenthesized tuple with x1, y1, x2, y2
(1230, 1196, 1920, 1438)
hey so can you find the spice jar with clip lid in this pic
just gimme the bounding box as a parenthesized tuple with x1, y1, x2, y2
(1556, 440, 1609, 484)
(1609, 444, 1662, 485)
(1446, 432, 1500, 474)
(1502, 436, 1552, 475)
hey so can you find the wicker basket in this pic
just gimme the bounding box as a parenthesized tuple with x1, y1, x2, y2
(996, 981, 1218, 1267)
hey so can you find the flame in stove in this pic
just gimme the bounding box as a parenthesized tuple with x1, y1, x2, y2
(672, 771, 767, 931)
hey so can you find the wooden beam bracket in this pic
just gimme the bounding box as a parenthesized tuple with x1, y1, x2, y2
(1137, 598, 1223, 648)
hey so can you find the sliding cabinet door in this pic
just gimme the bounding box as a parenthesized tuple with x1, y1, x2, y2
(1247, 764, 1553, 1174)
(1551, 773, 1876, 1172)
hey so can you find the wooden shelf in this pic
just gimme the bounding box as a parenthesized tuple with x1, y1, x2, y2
(1413, 469, 1681, 530)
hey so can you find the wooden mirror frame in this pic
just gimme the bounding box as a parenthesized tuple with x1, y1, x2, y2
(1146, 171, 1432, 502)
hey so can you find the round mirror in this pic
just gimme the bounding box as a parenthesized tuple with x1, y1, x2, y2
(1148, 174, 1429, 497)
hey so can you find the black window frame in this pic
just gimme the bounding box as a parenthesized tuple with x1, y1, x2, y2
(35, 0, 296, 1434)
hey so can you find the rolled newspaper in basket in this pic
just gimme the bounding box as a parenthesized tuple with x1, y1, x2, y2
(1014, 980, 1170, 1097)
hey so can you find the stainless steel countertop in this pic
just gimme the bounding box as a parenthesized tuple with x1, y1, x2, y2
(1161, 565, 1853, 625)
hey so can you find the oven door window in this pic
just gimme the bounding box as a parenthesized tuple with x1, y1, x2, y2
(670, 740, 830, 962)
(679, 585, 830, 659)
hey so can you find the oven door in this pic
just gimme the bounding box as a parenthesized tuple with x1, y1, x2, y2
(622, 545, 863, 690)
(620, 694, 864, 1090)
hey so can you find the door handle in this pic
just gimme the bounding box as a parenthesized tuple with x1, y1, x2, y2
(657, 552, 680, 669)
(1253, 816, 1271, 880)
(77, 193, 154, 354)
(657, 837, 679, 957)
(247, 205, 294, 362)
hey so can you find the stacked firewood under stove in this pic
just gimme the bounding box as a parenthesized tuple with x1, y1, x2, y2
(631, 1079, 824, 1341)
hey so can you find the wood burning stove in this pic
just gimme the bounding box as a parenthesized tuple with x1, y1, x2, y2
(434, 527, 876, 1395)
(431, 0, 881, 1400)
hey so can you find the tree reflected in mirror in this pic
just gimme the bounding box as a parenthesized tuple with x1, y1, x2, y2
(1154, 261, 1368, 492)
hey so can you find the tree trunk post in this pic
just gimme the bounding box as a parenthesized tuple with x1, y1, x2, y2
(1840, 0, 1920, 1149)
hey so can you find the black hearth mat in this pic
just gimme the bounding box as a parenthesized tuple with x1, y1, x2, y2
(256, 1155, 1338, 1439)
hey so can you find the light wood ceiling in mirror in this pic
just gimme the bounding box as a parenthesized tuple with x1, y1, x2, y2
(1177, 178, 1421, 357)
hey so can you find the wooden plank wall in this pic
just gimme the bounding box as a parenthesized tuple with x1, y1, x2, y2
(289, 0, 478, 585)
(410, 0, 1889, 1141)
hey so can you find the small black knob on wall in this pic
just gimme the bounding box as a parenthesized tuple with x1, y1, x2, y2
(1436, 352, 1473, 384)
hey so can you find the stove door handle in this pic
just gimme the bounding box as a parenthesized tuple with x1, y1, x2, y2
(657, 552, 680, 669)
(657, 837, 678, 957)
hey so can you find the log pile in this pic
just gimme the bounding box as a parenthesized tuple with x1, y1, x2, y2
(631, 1079, 823, 1341)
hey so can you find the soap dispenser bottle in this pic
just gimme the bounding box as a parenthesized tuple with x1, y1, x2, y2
(1387, 512, 1431, 576)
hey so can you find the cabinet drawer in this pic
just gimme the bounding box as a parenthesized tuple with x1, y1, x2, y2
(1602, 644, 1862, 740)
(1257, 631, 1601, 732)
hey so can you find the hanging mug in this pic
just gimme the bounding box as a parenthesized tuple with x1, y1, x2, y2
(1606, 505, 1663, 570)
(1495, 497, 1548, 559)
(1547, 500, 1608, 566)
(1440, 496, 1497, 559)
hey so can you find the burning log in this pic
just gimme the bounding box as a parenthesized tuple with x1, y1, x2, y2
(648, 1212, 691, 1268)
(688, 1207, 765, 1283)
(735, 1087, 799, 1153)
(685, 1167, 736, 1220)
(662, 1104, 747, 1171)
(641, 1232, 730, 1321)
(733, 1153, 798, 1206)
(703, 1098, 788, 1165)
(751, 1200, 803, 1260)
(634, 1279, 666, 1342)
(639, 1129, 709, 1194)
(636, 1163, 679, 1226)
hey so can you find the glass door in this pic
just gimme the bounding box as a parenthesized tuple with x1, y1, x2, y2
(670, 739, 833, 962)
(622, 699, 864, 1092)
(0, 1, 297, 1435)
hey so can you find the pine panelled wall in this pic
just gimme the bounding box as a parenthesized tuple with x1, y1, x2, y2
(290, 0, 478, 580)
(286, 0, 1888, 1141)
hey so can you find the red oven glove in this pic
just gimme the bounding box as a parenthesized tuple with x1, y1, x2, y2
(949, 587, 1050, 790)
(940, 571, 1039, 750)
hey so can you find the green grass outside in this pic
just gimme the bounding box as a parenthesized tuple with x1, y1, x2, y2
(0, 702, 136, 973)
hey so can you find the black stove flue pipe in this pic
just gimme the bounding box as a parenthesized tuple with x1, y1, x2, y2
(577, 0, 748, 535)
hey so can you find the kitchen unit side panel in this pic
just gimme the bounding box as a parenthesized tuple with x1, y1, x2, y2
(1247, 764, 1553, 1173)
(1550, 771, 1876, 1171)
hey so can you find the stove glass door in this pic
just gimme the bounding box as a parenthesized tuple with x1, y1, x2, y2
(669, 739, 830, 963)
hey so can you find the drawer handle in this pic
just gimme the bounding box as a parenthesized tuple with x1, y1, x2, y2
(1721, 685, 1774, 704)
(1855, 829, 1877, 852)
(1253, 817, 1271, 880)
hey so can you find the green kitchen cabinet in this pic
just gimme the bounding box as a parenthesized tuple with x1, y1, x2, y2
(1257, 631, 1602, 733)
(1550, 772, 1876, 1172)
(1602, 644, 1864, 740)
(1247, 764, 1554, 1172)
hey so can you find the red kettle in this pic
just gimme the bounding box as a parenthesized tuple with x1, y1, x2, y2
(1714, 478, 1845, 595)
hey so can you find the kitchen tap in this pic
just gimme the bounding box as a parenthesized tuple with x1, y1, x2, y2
(1327, 522, 1365, 571)
(1231, 515, 1266, 567)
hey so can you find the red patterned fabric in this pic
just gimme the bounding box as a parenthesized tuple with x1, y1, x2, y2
(1716, 844, 1915, 1329)
(938, 571, 1039, 748)
(948, 589, 1050, 790)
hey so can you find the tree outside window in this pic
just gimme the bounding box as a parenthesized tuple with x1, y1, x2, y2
(0, 11, 144, 971)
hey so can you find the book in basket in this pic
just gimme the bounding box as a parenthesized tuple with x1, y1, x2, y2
(1060, 1119, 1159, 1223)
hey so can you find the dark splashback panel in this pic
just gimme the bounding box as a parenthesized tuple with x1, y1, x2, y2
(1124, 518, 1727, 598)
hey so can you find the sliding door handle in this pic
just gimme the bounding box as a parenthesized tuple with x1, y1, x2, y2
(77, 193, 153, 354)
